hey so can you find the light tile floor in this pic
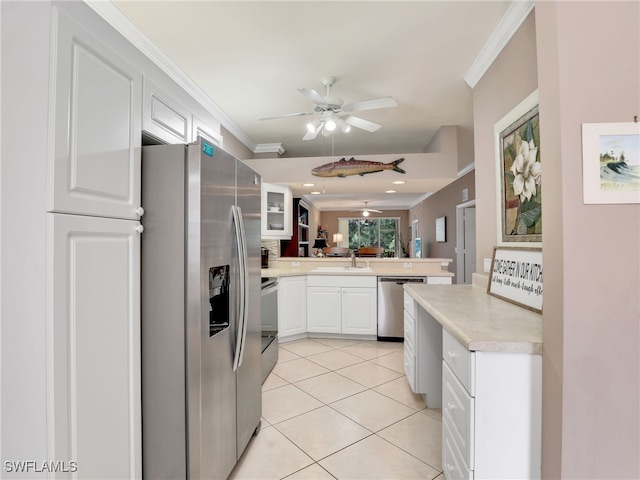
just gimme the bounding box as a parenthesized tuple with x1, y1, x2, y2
(229, 338, 443, 480)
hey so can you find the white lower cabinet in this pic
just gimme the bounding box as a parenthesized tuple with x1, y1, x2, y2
(278, 276, 307, 339)
(442, 329, 542, 479)
(49, 213, 142, 479)
(306, 286, 342, 333)
(307, 276, 377, 336)
(403, 293, 442, 406)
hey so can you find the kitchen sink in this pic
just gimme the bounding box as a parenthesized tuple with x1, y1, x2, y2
(311, 266, 373, 273)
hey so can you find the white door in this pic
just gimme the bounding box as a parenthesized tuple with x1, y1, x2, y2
(48, 213, 141, 479)
(51, 9, 142, 220)
(307, 286, 341, 333)
(463, 207, 477, 283)
(342, 287, 377, 335)
(456, 201, 477, 284)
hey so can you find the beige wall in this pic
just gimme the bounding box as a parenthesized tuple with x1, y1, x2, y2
(474, 5, 639, 478)
(221, 125, 254, 160)
(472, 12, 538, 271)
(409, 170, 475, 280)
(535, 2, 640, 478)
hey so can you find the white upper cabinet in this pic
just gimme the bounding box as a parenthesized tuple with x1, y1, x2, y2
(50, 8, 142, 220)
(142, 77, 191, 144)
(261, 182, 292, 239)
(192, 115, 223, 147)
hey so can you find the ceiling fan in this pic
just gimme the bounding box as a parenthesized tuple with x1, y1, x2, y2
(349, 202, 383, 217)
(258, 76, 398, 140)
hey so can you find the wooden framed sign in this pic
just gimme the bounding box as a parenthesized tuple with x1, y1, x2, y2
(487, 246, 543, 313)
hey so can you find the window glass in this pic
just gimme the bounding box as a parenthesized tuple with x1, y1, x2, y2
(341, 217, 400, 257)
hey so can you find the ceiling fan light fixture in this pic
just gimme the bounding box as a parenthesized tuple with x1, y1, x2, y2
(324, 117, 337, 132)
(362, 210, 370, 217)
(307, 119, 321, 133)
(336, 117, 351, 133)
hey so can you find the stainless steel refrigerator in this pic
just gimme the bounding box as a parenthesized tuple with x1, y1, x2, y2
(141, 139, 262, 479)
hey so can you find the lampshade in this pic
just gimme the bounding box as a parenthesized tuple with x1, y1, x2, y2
(332, 233, 343, 245)
(312, 238, 328, 249)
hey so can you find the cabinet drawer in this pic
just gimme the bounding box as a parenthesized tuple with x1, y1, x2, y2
(443, 418, 473, 480)
(404, 346, 416, 392)
(443, 362, 474, 468)
(307, 275, 376, 288)
(403, 310, 415, 345)
(403, 292, 417, 318)
(443, 329, 475, 395)
(426, 276, 452, 285)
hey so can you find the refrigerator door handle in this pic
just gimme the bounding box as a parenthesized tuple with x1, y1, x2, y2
(236, 206, 250, 368)
(231, 205, 246, 372)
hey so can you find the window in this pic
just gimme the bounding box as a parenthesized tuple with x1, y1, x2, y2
(338, 217, 400, 257)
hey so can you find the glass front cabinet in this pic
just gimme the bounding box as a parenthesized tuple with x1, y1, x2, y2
(261, 182, 293, 239)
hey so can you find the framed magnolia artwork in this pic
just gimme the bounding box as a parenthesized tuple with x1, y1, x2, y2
(494, 90, 541, 245)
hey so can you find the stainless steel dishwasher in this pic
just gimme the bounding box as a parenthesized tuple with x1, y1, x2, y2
(377, 277, 427, 340)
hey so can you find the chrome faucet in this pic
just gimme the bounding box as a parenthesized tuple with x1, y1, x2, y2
(351, 251, 357, 267)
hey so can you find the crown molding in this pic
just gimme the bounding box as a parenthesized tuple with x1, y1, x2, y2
(254, 143, 286, 155)
(464, 0, 535, 88)
(409, 192, 435, 209)
(84, 0, 257, 151)
(457, 162, 476, 177)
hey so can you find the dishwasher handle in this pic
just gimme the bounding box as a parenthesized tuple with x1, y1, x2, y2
(378, 277, 426, 284)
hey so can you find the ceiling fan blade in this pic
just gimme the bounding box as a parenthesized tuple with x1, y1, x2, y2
(342, 96, 398, 113)
(302, 122, 323, 141)
(258, 112, 314, 121)
(368, 209, 383, 213)
(298, 87, 328, 106)
(343, 115, 382, 132)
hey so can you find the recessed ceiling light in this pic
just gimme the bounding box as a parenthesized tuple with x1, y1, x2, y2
(310, 191, 321, 195)
(303, 183, 315, 187)
(385, 190, 396, 194)
(392, 180, 406, 185)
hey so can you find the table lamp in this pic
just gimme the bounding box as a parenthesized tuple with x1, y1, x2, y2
(332, 233, 343, 247)
(312, 238, 328, 256)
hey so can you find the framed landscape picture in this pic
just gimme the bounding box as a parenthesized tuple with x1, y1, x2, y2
(494, 90, 541, 245)
(582, 122, 640, 204)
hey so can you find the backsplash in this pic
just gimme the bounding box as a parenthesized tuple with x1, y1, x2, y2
(261, 239, 279, 261)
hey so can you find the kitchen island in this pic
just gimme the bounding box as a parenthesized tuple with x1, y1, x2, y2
(262, 256, 455, 279)
(262, 257, 454, 341)
(403, 274, 542, 479)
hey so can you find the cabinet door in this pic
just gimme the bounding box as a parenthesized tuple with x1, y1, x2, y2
(261, 183, 292, 238)
(277, 276, 307, 338)
(307, 286, 341, 333)
(142, 77, 192, 144)
(193, 115, 223, 147)
(51, 8, 142, 220)
(342, 287, 377, 335)
(49, 213, 141, 479)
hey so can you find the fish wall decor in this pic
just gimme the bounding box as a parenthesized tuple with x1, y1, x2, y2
(311, 157, 405, 178)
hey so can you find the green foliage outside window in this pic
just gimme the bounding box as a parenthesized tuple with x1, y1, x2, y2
(347, 218, 399, 257)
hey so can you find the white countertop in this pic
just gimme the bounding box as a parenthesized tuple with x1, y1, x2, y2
(404, 283, 542, 355)
(262, 257, 455, 279)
